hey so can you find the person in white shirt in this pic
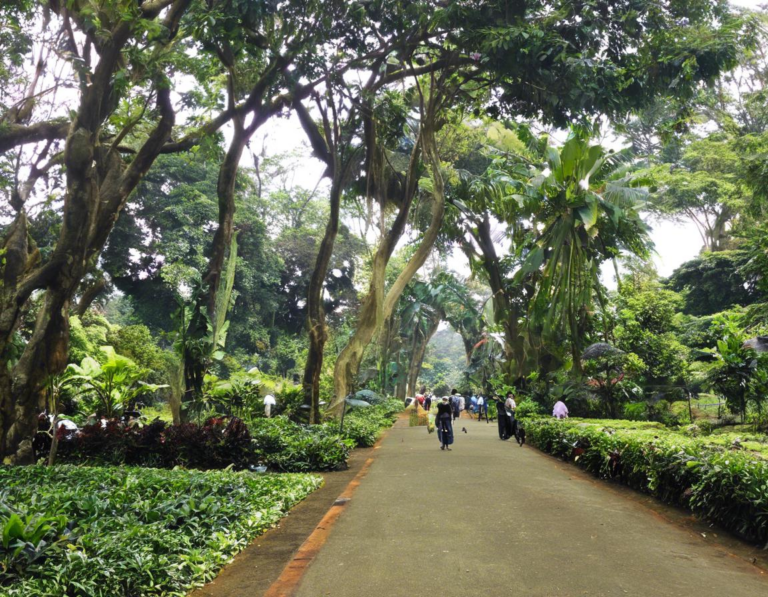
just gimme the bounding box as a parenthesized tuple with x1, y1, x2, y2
(263, 394, 276, 418)
(505, 392, 517, 438)
(477, 395, 486, 421)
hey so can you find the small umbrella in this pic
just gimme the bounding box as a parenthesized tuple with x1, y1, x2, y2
(743, 336, 768, 353)
(581, 342, 624, 361)
(355, 389, 383, 404)
(340, 394, 372, 434)
(345, 397, 373, 408)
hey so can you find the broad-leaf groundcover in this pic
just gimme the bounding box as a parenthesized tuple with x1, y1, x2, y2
(0, 466, 321, 596)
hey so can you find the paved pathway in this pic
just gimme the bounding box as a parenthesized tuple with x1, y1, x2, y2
(293, 417, 768, 597)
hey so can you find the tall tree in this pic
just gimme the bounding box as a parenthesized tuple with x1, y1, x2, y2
(330, 68, 457, 413)
(295, 80, 366, 423)
(648, 135, 747, 252)
(0, 0, 387, 461)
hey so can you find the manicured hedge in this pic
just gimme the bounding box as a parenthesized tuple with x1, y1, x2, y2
(0, 466, 321, 596)
(248, 417, 354, 472)
(524, 418, 768, 545)
(334, 399, 403, 447)
(40, 400, 402, 472)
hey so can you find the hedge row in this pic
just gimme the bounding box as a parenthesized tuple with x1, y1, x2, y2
(37, 400, 403, 472)
(524, 418, 768, 545)
(332, 399, 403, 447)
(38, 416, 353, 472)
(1, 466, 321, 596)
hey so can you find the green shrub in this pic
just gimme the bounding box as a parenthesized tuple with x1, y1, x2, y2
(248, 417, 354, 472)
(525, 418, 768, 545)
(0, 466, 321, 596)
(47, 399, 402, 473)
(338, 399, 401, 447)
(515, 398, 544, 420)
(274, 384, 305, 421)
(623, 402, 647, 421)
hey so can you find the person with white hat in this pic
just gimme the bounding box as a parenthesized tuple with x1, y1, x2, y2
(263, 394, 276, 418)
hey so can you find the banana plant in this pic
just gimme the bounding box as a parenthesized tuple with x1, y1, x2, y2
(516, 134, 652, 374)
(67, 347, 167, 418)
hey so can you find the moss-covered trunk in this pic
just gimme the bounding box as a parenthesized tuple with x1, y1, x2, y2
(331, 116, 445, 414)
(0, 82, 174, 463)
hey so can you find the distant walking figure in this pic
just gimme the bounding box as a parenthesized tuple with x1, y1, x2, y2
(476, 395, 487, 421)
(553, 400, 569, 419)
(437, 397, 454, 451)
(451, 389, 462, 421)
(494, 395, 508, 440)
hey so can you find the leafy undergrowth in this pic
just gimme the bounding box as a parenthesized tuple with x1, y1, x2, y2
(525, 418, 768, 546)
(0, 466, 322, 596)
(44, 399, 402, 473)
(333, 399, 403, 447)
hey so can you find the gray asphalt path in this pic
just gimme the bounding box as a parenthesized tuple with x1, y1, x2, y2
(294, 417, 768, 597)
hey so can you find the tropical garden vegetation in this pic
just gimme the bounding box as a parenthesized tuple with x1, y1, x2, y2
(2, 0, 768, 593)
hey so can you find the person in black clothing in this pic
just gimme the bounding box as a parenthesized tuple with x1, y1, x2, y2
(436, 397, 454, 450)
(494, 395, 509, 440)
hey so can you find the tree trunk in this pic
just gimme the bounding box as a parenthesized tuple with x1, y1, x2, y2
(406, 318, 439, 397)
(203, 125, 246, 319)
(75, 275, 107, 316)
(710, 205, 733, 252)
(331, 117, 446, 415)
(473, 216, 524, 377)
(302, 176, 342, 423)
(0, 86, 175, 463)
(394, 347, 408, 401)
(401, 325, 422, 399)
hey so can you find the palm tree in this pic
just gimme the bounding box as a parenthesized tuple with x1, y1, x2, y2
(516, 133, 652, 374)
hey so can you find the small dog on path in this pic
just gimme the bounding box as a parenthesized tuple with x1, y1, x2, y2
(514, 424, 525, 446)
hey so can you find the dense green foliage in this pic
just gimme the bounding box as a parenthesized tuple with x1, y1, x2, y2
(665, 251, 760, 316)
(0, 466, 321, 596)
(525, 418, 768, 544)
(42, 400, 402, 472)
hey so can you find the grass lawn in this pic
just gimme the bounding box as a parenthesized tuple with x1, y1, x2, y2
(1, 465, 322, 596)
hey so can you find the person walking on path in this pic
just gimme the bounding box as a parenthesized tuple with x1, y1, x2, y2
(476, 395, 487, 422)
(424, 392, 432, 412)
(451, 389, 462, 421)
(553, 400, 569, 419)
(494, 395, 508, 440)
(436, 397, 454, 450)
(469, 394, 478, 418)
(505, 392, 517, 438)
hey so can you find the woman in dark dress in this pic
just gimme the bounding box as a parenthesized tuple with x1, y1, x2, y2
(494, 395, 508, 440)
(436, 397, 454, 450)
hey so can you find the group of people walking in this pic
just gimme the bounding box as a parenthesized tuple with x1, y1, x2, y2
(417, 388, 520, 451)
(413, 388, 569, 451)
